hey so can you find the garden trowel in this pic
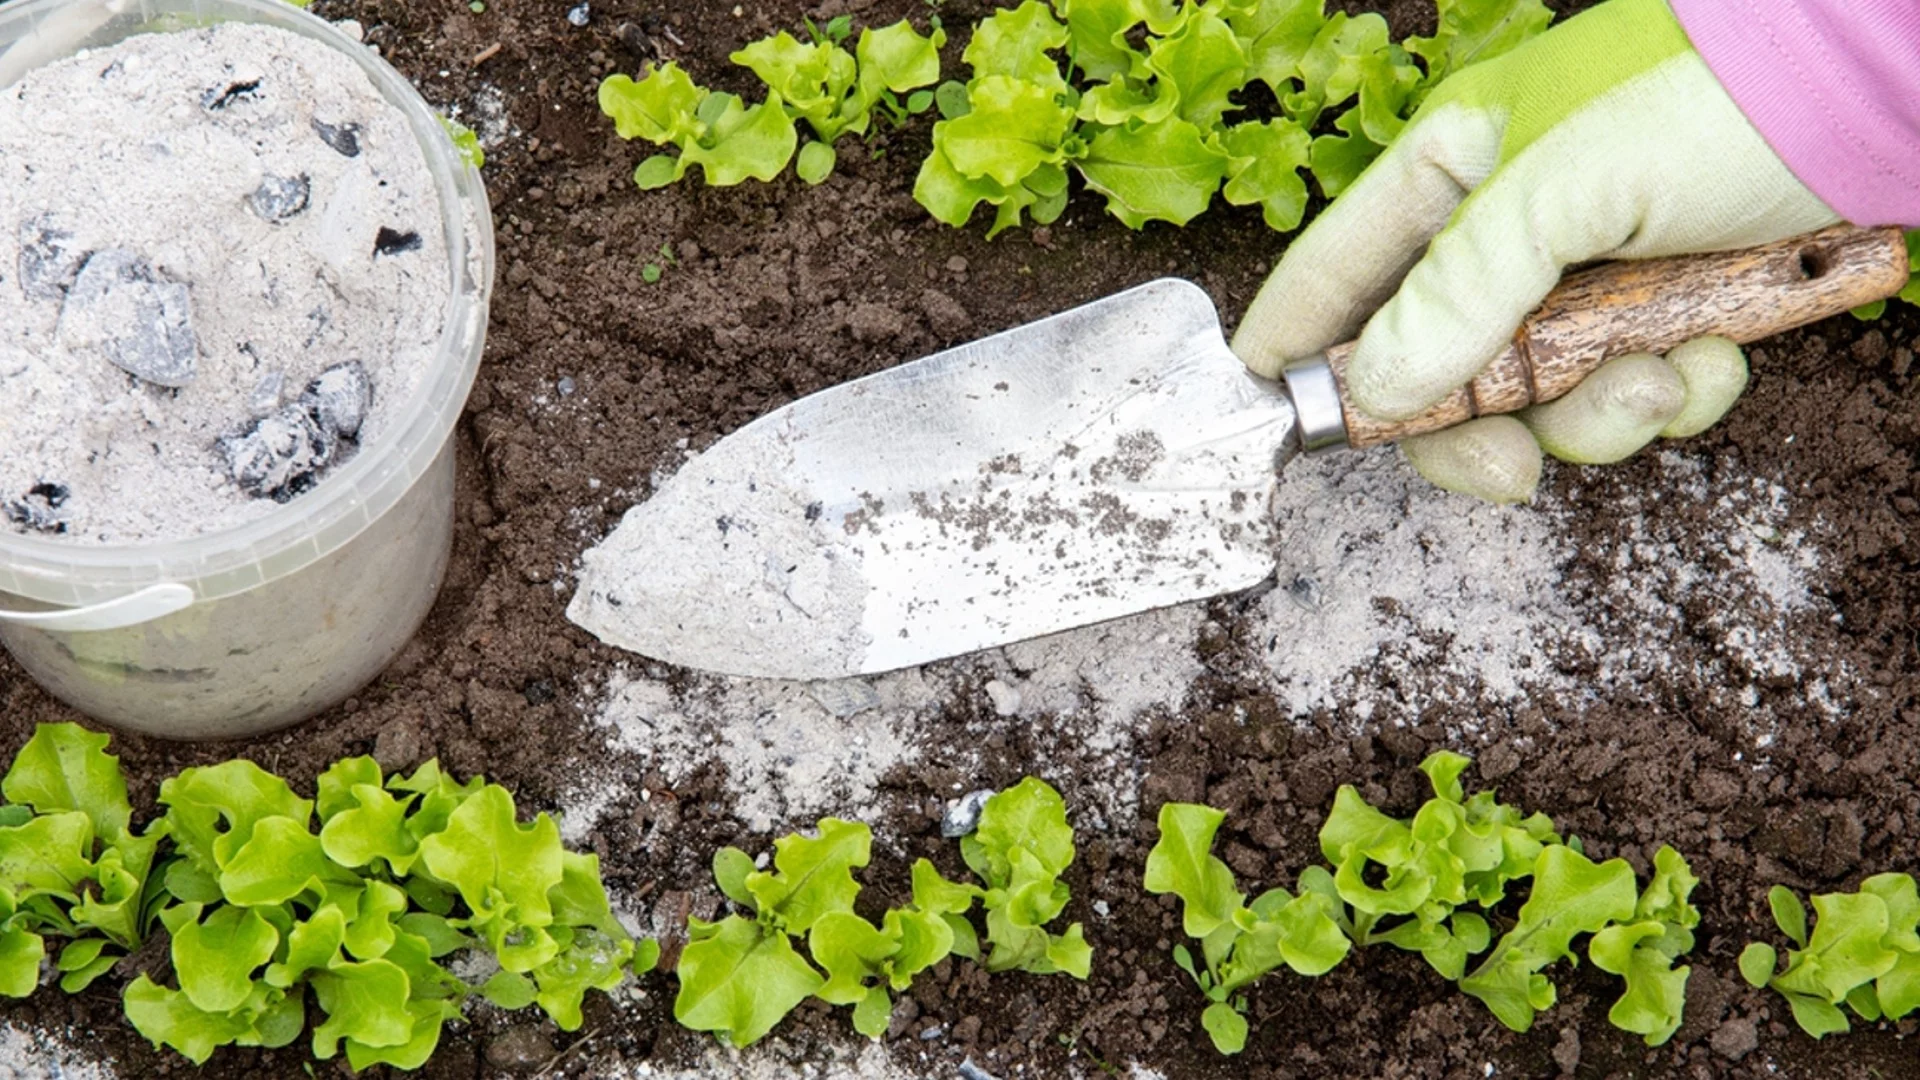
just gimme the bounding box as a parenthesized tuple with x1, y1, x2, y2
(570, 225, 1908, 680)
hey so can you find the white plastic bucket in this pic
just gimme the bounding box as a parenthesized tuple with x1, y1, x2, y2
(0, 0, 494, 739)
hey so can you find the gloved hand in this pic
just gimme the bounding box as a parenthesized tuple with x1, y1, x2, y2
(1231, 0, 1839, 503)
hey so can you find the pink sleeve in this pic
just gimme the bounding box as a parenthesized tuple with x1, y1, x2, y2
(1668, 0, 1920, 227)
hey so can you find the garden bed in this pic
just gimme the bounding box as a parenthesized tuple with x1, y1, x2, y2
(1, 0, 1917, 1076)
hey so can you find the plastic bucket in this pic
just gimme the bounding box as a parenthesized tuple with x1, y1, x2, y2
(0, 0, 494, 739)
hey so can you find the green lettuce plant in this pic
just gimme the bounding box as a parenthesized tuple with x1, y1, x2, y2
(917, 0, 1552, 236)
(599, 17, 944, 188)
(1148, 751, 1698, 1054)
(0, 723, 655, 1071)
(674, 776, 1086, 1048)
(1144, 803, 1348, 1053)
(1740, 876, 1920, 1037)
(941, 775, 1092, 977)
(129, 755, 656, 1067)
(0, 724, 165, 997)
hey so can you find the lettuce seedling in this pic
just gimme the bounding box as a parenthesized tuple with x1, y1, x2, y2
(1145, 803, 1349, 1053)
(1740, 875, 1920, 1037)
(1154, 750, 1698, 1055)
(676, 818, 870, 1046)
(0, 724, 164, 996)
(1319, 750, 1554, 978)
(676, 778, 1085, 1048)
(808, 859, 977, 1036)
(127, 752, 652, 1068)
(677, 818, 976, 1045)
(599, 64, 799, 190)
(602, 18, 942, 189)
(916, 0, 1550, 234)
(940, 776, 1092, 978)
(732, 20, 945, 183)
(916, 3, 1080, 237)
(1588, 846, 1700, 1045)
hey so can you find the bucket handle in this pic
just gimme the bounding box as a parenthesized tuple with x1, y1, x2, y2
(0, 583, 196, 633)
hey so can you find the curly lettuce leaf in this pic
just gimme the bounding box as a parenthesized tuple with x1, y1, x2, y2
(1220, 118, 1310, 231)
(1145, 7, 1246, 128)
(1058, 0, 1178, 82)
(599, 63, 705, 143)
(963, 1, 1070, 87)
(744, 818, 870, 935)
(1459, 845, 1637, 1032)
(1407, 0, 1553, 87)
(3, 723, 132, 843)
(674, 914, 825, 1048)
(1144, 803, 1244, 941)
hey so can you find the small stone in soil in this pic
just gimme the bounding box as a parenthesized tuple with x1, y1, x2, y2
(566, 1, 590, 25)
(299, 361, 372, 439)
(217, 404, 336, 501)
(373, 226, 422, 256)
(247, 173, 311, 222)
(941, 788, 996, 838)
(16, 215, 88, 300)
(4, 482, 70, 534)
(958, 1060, 1002, 1080)
(310, 117, 362, 157)
(58, 248, 198, 387)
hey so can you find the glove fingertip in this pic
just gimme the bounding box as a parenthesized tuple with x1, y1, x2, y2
(1526, 353, 1685, 464)
(1659, 336, 1749, 439)
(1401, 416, 1543, 505)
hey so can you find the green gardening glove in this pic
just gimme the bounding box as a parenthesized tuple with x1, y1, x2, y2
(1231, 0, 1838, 503)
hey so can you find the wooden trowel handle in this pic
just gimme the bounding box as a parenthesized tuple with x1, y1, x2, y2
(1312, 224, 1910, 450)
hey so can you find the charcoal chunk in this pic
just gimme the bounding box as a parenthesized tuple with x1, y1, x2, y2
(310, 118, 361, 157)
(299, 361, 372, 439)
(373, 227, 422, 256)
(58, 249, 197, 387)
(201, 78, 261, 110)
(247, 174, 310, 222)
(16, 215, 89, 301)
(5, 483, 70, 534)
(249, 370, 284, 416)
(217, 405, 337, 502)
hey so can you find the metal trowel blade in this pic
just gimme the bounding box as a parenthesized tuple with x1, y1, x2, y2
(568, 278, 1301, 680)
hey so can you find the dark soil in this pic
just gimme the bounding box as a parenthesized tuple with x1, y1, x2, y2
(3, 0, 1918, 1077)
